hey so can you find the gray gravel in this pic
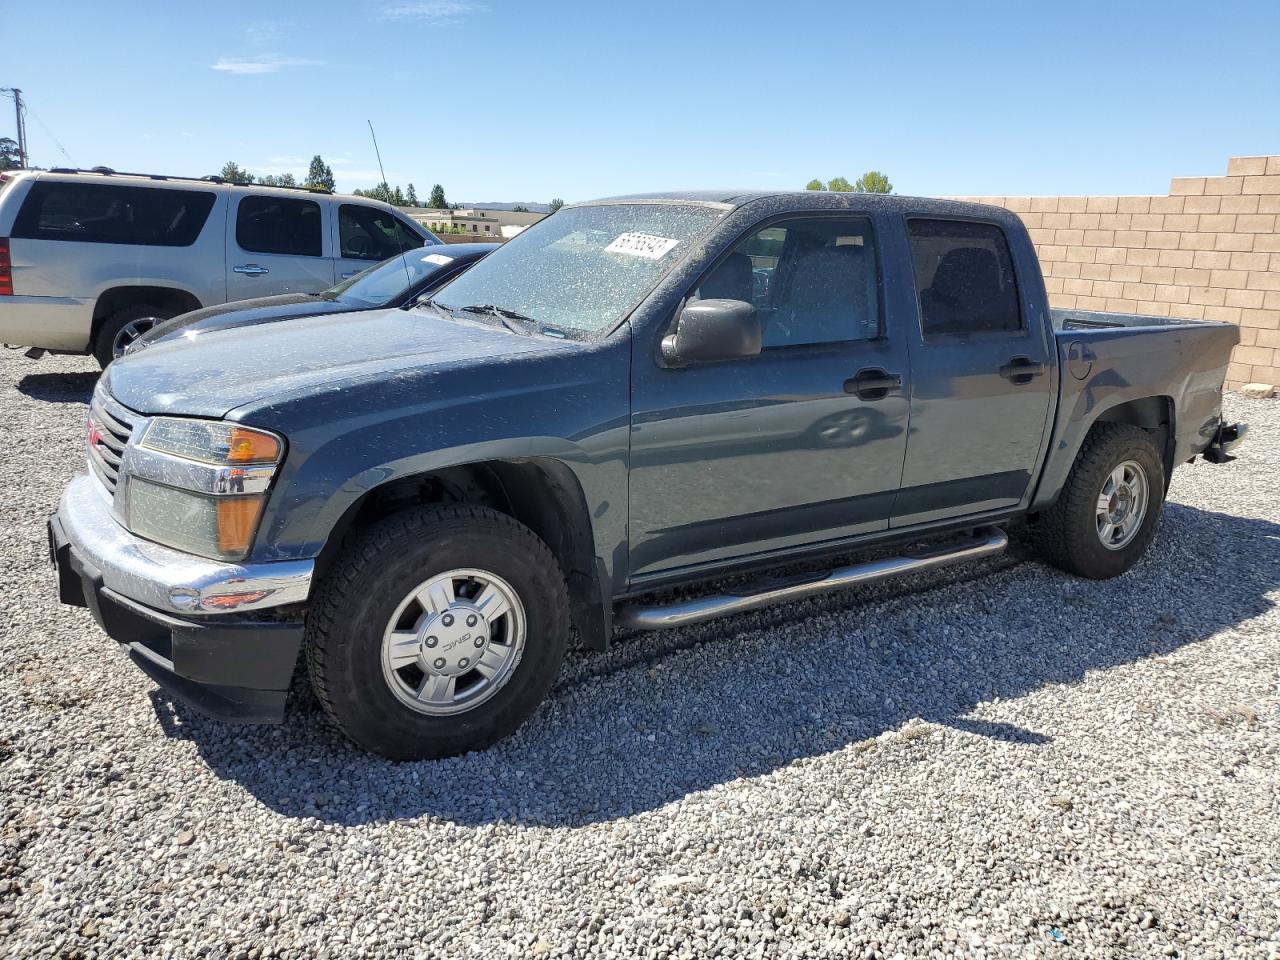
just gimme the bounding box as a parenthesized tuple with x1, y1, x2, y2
(1, 349, 1278, 960)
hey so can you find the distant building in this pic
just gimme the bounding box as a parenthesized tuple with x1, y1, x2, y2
(400, 206, 545, 239)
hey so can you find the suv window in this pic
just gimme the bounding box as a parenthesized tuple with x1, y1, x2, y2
(12, 181, 215, 247)
(339, 204, 425, 261)
(236, 195, 323, 257)
(694, 217, 880, 348)
(907, 219, 1022, 335)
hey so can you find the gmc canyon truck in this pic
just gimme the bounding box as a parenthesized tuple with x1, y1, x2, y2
(49, 191, 1248, 760)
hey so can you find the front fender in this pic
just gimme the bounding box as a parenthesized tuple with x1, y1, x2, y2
(236, 338, 633, 587)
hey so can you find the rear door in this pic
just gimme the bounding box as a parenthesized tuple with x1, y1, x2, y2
(226, 191, 334, 301)
(891, 217, 1054, 526)
(334, 203, 427, 282)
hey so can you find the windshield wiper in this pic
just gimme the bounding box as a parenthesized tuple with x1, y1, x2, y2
(457, 303, 538, 335)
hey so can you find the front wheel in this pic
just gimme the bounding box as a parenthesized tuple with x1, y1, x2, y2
(305, 505, 569, 759)
(1034, 423, 1165, 579)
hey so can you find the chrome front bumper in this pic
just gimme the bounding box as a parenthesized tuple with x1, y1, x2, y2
(55, 473, 314, 615)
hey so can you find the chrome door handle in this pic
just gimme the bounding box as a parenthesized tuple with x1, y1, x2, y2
(233, 264, 270, 276)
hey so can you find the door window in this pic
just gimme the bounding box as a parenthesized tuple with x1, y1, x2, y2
(692, 217, 880, 348)
(235, 195, 323, 257)
(907, 219, 1022, 335)
(12, 182, 215, 246)
(338, 204, 425, 261)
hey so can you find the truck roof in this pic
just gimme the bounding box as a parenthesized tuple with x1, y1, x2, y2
(578, 190, 1005, 219)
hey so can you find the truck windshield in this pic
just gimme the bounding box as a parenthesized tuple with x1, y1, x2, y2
(431, 203, 726, 334)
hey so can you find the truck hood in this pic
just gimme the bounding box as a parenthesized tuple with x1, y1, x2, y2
(133, 293, 339, 350)
(104, 306, 566, 419)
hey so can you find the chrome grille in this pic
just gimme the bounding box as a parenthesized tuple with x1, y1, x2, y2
(87, 391, 137, 495)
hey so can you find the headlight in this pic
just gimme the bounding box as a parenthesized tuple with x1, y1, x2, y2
(124, 418, 284, 561)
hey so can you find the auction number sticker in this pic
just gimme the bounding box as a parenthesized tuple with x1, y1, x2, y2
(605, 232, 680, 260)
(422, 253, 455, 266)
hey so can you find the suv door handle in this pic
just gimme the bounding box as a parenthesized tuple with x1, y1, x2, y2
(844, 367, 902, 401)
(999, 356, 1047, 383)
(341, 271, 359, 279)
(233, 264, 270, 276)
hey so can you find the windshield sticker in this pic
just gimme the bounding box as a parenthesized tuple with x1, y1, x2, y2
(422, 254, 454, 266)
(605, 232, 680, 260)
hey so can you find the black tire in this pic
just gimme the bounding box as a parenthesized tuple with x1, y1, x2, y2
(1034, 423, 1165, 579)
(93, 303, 176, 368)
(305, 505, 569, 760)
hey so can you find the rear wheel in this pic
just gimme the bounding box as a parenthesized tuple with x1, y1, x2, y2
(94, 303, 174, 367)
(1034, 423, 1165, 579)
(305, 505, 569, 759)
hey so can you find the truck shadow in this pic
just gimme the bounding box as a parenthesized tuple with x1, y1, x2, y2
(156, 501, 1279, 828)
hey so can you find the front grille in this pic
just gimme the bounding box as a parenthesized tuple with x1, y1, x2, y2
(87, 391, 137, 495)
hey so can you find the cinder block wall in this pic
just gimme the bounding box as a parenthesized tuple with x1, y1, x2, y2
(950, 155, 1280, 390)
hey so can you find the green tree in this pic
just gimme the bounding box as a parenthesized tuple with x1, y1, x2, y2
(804, 178, 824, 191)
(512, 205, 530, 213)
(306, 155, 335, 191)
(427, 184, 448, 209)
(406, 183, 419, 206)
(390, 185, 404, 206)
(258, 172, 297, 187)
(548, 198, 565, 213)
(217, 161, 255, 184)
(826, 176, 854, 193)
(0, 137, 20, 171)
(852, 170, 893, 194)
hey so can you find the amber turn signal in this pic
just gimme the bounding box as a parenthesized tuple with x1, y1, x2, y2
(226, 427, 282, 465)
(216, 496, 267, 556)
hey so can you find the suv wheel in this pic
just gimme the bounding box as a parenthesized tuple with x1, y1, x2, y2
(1034, 423, 1165, 579)
(305, 505, 569, 759)
(94, 304, 174, 367)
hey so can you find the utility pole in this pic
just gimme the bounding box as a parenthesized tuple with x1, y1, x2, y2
(1, 87, 26, 167)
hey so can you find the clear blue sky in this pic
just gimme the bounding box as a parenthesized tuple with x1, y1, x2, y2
(4, 0, 1278, 203)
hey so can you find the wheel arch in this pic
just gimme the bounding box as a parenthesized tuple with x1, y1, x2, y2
(312, 457, 613, 651)
(91, 285, 202, 344)
(1092, 395, 1176, 484)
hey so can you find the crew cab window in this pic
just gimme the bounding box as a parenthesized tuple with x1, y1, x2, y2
(12, 181, 215, 246)
(339, 204, 425, 261)
(693, 217, 880, 348)
(235, 195, 322, 257)
(907, 219, 1022, 335)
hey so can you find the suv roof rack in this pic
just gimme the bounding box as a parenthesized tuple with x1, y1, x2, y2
(44, 167, 335, 195)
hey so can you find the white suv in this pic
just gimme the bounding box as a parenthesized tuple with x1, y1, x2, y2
(0, 168, 441, 365)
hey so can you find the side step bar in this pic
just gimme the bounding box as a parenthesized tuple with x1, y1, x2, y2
(615, 526, 1009, 631)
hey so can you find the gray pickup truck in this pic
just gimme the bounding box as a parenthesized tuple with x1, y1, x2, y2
(49, 191, 1247, 759)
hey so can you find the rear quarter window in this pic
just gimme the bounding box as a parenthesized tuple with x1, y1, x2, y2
(12, 181, 216, 247)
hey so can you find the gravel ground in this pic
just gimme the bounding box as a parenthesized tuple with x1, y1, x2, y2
(1, 350, 1277, 960)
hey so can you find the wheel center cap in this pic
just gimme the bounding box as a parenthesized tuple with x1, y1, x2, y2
(419, 602, 488, 676)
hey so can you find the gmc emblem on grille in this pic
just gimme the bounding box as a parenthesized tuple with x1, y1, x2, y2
(86, 419, 103, 448)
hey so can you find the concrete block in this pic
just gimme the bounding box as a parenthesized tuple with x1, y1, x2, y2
(1084, 230, 1115, 246)
(1127, 248, 1161, 266)
(1228, 156, 1269, 176)
(1178, 232, 1216, 250)
(1203, 304, 1242, 323)
(1247, 271, 1280, 291)
(1197, 213, 1237, 232)
(1209, 269, 1248, 288)
(1064, 277, 1093, 295)
(1096, 246, 1127, 264)
(1105, 297, 1139, 313)
(1055, 229, 1085, 245)
(1214, 233, 1255, 252)
(1058, 197, 1088, 213)
(1240, 382, 1276, 398)
(1129, 213, 1165, 230)
(1170, 178, 1205, 196)
(1117, 196, 1151, 214)
(1141, 265, 1176, 284)
(1069, 213, 1101, 229)
(1183, 196, 1221, 214)
(1220, 195, 1260, 214)
(1030, 197, 1059, 212)
(1091, 279, 1124, 298)
(1188, 286, 1227, 306)
(1115, 230, 1147, 247)
(1085, 196, 1119, 213)
(1066, 246, 1097, 263)
(1268, 157, 1280, 174)
(1122, 282, 1157, 300)
(1161, 214, 1199, 231)
(1226, 288, 1266, 309)
(1243, 175, 1280, 194)
(1149, 196, 1185, 214)
(1146, 232, 1181, 249)
(1204, 177, 1245, 195)
(1241, 308, 1280, 328)
(1236, 214, 1277, 232)
(1080, 262, 1112, 280)
(1228, 251, 1271, 271)
(1110, 264, 1143, 282)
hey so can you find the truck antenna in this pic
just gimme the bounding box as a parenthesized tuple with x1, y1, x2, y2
(366, 119, 414, 291)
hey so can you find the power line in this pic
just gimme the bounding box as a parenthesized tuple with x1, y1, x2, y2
(25, 104, 75, 166)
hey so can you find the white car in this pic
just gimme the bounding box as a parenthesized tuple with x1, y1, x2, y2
(0, 167, 440, 365)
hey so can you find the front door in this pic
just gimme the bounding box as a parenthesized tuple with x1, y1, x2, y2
(225, 192, 334, 302)
(891, 217, 1055, 526)
(628, 215, 911, 579)
(333, 202, 427, 283)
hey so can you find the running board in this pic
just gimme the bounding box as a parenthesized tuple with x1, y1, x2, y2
(615, 527, 1009, 631)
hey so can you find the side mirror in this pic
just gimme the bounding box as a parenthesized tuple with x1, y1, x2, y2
(661, 299, 762, 366)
